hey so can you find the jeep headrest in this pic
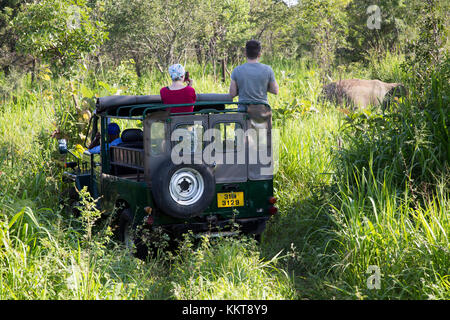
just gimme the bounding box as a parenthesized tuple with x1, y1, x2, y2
(121, 128, 143, 142)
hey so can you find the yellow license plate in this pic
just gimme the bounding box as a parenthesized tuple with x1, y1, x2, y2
(217, 192, 244, 208)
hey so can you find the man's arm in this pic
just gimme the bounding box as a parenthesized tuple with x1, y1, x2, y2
(88, 132, 100, 149)
(267, 66, 279, 95)
(88, 144, 101, 154)
(229, 79, 238, 99)
(268, 80, 279, 95)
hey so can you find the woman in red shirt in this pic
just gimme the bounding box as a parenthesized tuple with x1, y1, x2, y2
(160, 64, 196, 114)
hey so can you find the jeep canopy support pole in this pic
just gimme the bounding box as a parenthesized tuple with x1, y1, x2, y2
(84, 114, 98, 149)
(100, 116, 110, 174)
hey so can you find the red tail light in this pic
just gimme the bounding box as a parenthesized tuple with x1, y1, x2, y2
(268, 196, 277, 204)
(268, 206, 278, 215)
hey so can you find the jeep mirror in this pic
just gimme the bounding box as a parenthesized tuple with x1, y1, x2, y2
(58, 139, 68, 154)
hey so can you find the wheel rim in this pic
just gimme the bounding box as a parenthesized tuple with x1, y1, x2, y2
(169, 168, 204, 205)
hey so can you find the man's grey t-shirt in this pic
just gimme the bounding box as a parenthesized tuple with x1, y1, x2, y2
(231, 62, 275, 104)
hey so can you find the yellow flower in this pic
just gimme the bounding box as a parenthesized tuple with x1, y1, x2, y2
(71, 144, 86, 159)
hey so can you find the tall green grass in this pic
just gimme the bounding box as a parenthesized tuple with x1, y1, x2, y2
(263, 56, 449, 299)
(1, 55, 448, 300)
(170, 235, 295, 300)
(328, 169, 449, 299)
(322, 58, 449, 299)
(0, 74, 296, 299)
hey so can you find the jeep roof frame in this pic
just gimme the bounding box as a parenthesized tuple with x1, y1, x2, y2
(97, 100, 270, 119)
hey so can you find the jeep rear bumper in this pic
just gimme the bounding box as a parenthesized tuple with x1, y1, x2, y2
(161, 216, 270, 238)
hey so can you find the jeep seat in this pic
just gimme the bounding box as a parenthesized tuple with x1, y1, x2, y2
(118, 128, 143, 149)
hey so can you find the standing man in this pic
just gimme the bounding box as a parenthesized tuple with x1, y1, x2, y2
(229, 40, 279, 110)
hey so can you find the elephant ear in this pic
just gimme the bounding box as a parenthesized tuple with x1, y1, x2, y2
(321, 82, 347, 106)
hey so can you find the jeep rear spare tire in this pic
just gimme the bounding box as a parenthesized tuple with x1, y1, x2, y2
(152, 162, 215, 219)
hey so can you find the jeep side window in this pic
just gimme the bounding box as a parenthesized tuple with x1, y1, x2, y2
(150, 121, 166, 155)
(172, 123, 204, 154)
(214, 122, 243, 153)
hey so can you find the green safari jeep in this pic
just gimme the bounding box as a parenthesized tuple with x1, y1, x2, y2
(59, 93, 278, 256)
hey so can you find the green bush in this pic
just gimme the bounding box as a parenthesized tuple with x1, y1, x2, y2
(170, 235, 297, 299)
(336, 59, 449, 191)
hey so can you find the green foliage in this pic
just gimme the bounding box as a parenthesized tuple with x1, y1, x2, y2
(1, 56, 449, 299)
(0, 0, 28, 74)
(328, 169, 449, 299)
(344, 0, 409, 62)
(171, 235, 296, 299)
(1, 0, 449, 301)
(76, 186, 103, 244)
(326, 48, 449, 299)
(337, 78, 449, 192)
(336, 9, 449, 190)
(103, 0, 201, 74)
(401, 0, 449, 92)
(12, 0, 107, 76)
(294, 0, 351, 77)
(249, 0, 297, 60)
(194, 0, 253, 64)
(103, 0, 254, 75)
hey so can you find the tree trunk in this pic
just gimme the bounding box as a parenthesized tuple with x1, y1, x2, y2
(133, 55, 142, 77)
(31, 58, 36, 84)
(221, 58, 226, 82)
(3, 65, 10, 77)
(195, 43, 203, 65)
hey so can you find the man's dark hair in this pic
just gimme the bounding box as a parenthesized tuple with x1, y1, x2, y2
(245, 40, 261, 59)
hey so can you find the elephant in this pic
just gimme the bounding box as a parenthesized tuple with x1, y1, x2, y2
(322, 79, 407, 109)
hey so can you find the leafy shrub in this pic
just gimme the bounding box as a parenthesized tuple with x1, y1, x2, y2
(170, 235, 297, 299)
(336, 59, 449, 192)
